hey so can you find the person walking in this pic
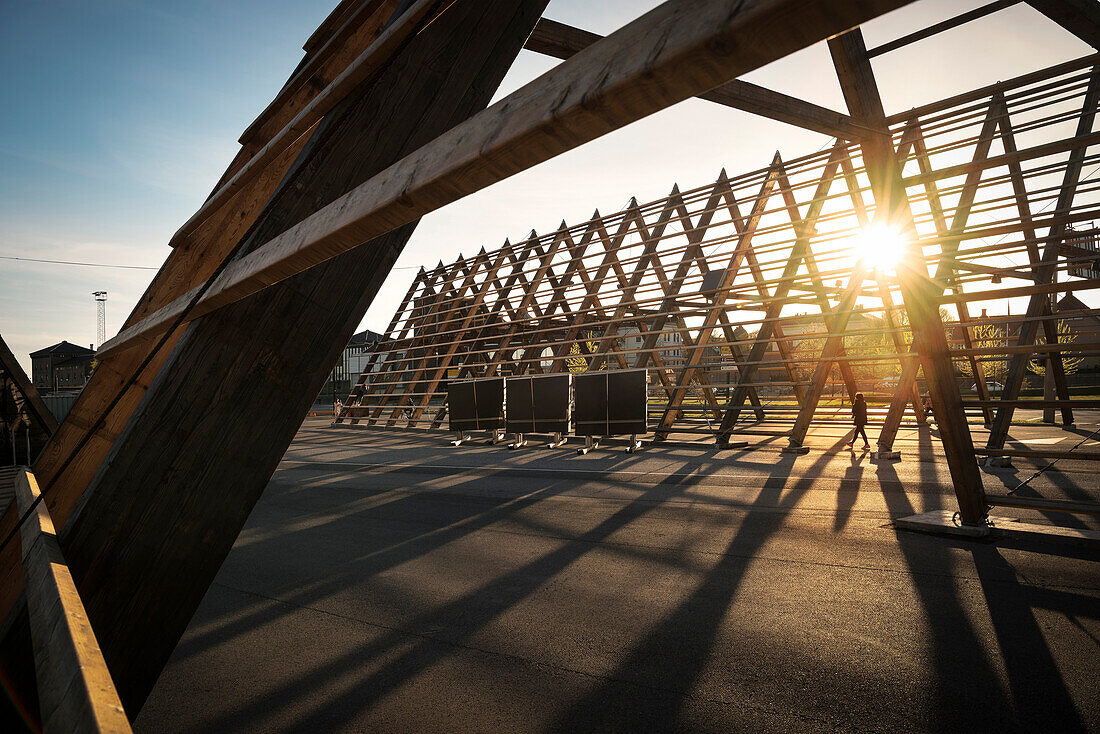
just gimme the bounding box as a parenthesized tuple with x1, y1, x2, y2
(847, 392, 869, 449)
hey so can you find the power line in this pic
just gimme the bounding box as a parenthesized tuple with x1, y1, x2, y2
(0, 253, 427, 272)
(0, 254, 160, 270)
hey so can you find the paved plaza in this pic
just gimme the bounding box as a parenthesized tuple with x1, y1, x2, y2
(136, 417, 1100, 732)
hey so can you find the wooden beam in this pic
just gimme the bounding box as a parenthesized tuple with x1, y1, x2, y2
(866, 1, 1022, 58)
(985, 492, 1100, 515)
(168, 0, 441, 252)
(1026, 0, 1100, 49)
(14, 469, 130, 733)
(97, 0, 918, 361)
(238, 0, 402, 150)
(830, 28, 987, 524)
(524, 17, 865, 139)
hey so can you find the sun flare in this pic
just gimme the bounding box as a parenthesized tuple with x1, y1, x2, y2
(853, 224, 906, 271)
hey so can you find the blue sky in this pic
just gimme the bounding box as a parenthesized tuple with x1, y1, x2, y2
(0, 0, 1092, 371)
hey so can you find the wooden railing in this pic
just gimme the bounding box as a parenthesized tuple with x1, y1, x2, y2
(10, 467, 131, 733)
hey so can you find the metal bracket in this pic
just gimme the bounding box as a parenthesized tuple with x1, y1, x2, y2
(577, 435, 599, 455)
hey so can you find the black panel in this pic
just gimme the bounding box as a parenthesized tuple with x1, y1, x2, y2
(447, 381, 478, 432)
(505, 377, 535, 433)
(574, 370, 647, 436)
(573, 372, 608, 436)
(607, 369, 648, 435)
(531, 374, 570, 433)
(474, 377, 505, 430)
(505, 374, 570, 434)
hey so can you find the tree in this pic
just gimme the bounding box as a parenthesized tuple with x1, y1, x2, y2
(958, 322, 1008, 382)
(1028, 319, 1084, 376)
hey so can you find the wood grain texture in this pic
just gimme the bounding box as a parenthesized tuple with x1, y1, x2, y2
(15, 469, 130, 733)
(524, 17, 864, 139)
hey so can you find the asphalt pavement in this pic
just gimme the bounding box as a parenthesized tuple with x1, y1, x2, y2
(135, 418, 1100, 733)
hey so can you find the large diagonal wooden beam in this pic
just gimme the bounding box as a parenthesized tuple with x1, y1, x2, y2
(875, 107, 1004, 445)
(98, 0, 919, 360)
(524, 18, 865, 140)
(28, 0, 407, 553)
(830, 28, 987, 525)
(8, 2, 554, 715)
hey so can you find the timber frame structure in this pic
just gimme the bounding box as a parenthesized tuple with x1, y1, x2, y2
(2, 0, 1099, 728)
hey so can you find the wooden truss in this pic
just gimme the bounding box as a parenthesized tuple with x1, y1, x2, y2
(338, 53, 1100, 494)
(2, 0, 1099, 727)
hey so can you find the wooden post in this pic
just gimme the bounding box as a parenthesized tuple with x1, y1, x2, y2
(830, 28, 988, 524)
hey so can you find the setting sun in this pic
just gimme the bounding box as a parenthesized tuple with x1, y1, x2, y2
(853, 224, 907, 271)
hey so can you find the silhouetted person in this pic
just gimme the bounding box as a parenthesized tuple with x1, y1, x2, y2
(847, 392, 869, 449)
(922, 394, 933, 417)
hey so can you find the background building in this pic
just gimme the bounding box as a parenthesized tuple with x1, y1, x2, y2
(29, 341, 96, 393)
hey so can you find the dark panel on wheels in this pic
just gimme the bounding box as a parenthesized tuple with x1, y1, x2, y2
(607, 369, 648, 435)
(505, 377, 535, 434)
(475, 377, 506, 430)
(447, 381, 478, 432)
(573, 371, 608, 436)
(575, 370, 647, 436)
(507, 373, 571, 434)
(532, 373, 571, 433)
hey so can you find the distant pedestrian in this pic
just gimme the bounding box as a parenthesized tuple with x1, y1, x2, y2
(847, 392, 869, 449)
(922, 394, 934, 417)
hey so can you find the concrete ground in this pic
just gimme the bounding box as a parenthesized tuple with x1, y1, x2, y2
(136, 417, 1100, 733)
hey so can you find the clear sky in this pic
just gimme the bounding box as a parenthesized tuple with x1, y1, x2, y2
(0, 0, 1091, 372)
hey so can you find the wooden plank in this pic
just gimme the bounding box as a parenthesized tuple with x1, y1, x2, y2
(97, 0, 919, 361)
(866, 1, 1021, 58)
(524, 18, 865, 139)
(985, 493, 1100, 513)
(239, 0, 402, 149)
(14, 469, 130, 733)
(884, 52, 1098, 125)
(166, 0, 441, 253)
